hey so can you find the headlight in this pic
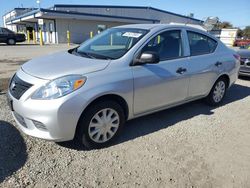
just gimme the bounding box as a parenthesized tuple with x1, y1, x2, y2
(31, 75, 86, 100)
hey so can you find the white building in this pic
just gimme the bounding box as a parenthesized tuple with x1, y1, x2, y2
(3, 4, 203, 44)
(210, 29, 238, 46)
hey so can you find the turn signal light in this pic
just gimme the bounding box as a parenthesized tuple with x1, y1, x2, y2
(73, 79, 85, 90)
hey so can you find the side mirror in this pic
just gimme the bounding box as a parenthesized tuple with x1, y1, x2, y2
(134, 51, 160, 65)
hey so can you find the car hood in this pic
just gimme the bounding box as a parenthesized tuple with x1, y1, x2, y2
(237, 49, 250, 58)
(21, 51, 111, 80)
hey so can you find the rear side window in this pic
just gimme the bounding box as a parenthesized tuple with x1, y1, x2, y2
(187, 31, 217, 56)
(2, 28, 13, 34)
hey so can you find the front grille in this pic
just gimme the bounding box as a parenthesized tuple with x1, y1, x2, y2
(9, 74, 33, 100)
(240, 58, 250, 67)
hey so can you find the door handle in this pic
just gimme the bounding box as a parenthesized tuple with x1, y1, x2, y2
(176, 67, 187, 74)
(215, 61, 222, 67)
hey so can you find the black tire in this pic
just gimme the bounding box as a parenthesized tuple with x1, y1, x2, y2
(7, 38, 16, 45)
(206, 77, 228, 106)
(76, 100, 125, 149)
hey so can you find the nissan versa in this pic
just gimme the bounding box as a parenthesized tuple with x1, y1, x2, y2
(7, 24, 240, 149)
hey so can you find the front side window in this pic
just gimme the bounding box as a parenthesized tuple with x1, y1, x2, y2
(187, 31, 218, 56)
(141, 30, 183, 61)
(75, 28, 148, 60)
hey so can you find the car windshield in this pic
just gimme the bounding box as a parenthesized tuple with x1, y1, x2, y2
(73, 28, 148, 60)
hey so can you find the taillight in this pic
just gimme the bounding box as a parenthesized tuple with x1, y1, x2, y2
(233, 54, 241, 61)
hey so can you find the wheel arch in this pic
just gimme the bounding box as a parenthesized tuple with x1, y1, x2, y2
(216, 74, 230, 88)
(74, 93, 129, 139)
(77, 93, 129, 124)
(206, 73, 230, 98)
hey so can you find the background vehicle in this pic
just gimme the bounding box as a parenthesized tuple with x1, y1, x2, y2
(237, 48, 250, 76)
(239, 44, 250, 50)
(7, 24, 240, 149)
(0, 27, 25, 45)
(234, 39, 250, 47)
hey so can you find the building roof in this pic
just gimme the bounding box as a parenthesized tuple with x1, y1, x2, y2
(5, 4, 202, 25)
(53, 4, 202, 22)
(6, 8, 159, 24)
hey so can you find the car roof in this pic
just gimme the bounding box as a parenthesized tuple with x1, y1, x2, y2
(114, 24, 164, 30)
(114, 24, 202, 30)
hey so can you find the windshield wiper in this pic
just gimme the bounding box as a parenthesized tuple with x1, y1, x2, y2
(70, 48, 96, 59)
(70, 48, 114, 60)
(76, 48, 97, 59)
(77, 51, 97, 59)
(86, 53, 114, 60)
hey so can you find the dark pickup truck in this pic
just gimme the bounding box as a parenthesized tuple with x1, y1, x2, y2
(0, 27, 26, 45)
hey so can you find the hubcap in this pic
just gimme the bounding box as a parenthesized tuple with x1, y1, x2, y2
(213, 81, 226, 103)
(9, 39, 15, 45)
(88, 108, 120, 143)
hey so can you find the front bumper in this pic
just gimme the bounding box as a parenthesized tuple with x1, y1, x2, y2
(239, 66, 250, 76)
(7, 70, 87, 142)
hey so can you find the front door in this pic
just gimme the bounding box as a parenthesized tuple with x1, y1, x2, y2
(133, 30, 189, 115)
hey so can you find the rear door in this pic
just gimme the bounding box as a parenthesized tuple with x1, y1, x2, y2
(0, 28, 6, 43)
(133, 29, 190, 115)
(2, 28, 15, 40)
(185, 30, 221, 98)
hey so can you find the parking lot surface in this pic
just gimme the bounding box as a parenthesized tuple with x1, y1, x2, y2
(0, 44, 250, 187)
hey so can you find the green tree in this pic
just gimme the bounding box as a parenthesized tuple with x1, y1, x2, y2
(237, 29, 244, 38)
(216, 21, 233, 29)
(243, 26, 250, 39)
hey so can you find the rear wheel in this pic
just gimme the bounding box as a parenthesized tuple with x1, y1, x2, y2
(7, 38, 16, 45)
(76, 101, 125, 149)
(206, 78, 227, 106)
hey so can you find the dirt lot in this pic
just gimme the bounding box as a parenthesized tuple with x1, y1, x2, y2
(0, 44, 250, 187)
(0, 43, 75, 91)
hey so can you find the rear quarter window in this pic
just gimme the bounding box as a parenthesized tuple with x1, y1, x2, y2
(187, 31, 218, 56)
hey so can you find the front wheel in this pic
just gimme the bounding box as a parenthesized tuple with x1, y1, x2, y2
(7, 38, 16, 45)
(76, 101, 125, 149)
(206, 78, 227, 106)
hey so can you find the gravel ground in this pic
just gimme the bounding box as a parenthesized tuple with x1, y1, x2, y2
(0, 44, 250, 187)
(1, 80, 250, 188)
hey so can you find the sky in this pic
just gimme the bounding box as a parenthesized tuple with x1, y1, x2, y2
(1, 0, 249, 29)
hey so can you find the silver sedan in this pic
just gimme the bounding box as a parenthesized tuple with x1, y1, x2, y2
(7, 24, 240, 149)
